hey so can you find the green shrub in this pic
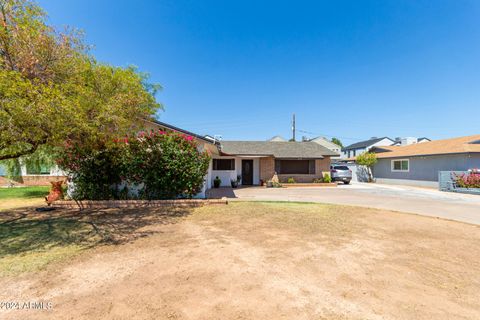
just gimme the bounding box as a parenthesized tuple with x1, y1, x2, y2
(287, 177, 296, 183)
(323, 173, 332, 183)
(57, 131, 210, 200)
(214, 176, 221, 188)
(313, 178, 323, 183)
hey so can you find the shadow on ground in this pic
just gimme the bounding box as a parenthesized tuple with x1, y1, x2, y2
(0, 206, 192, 258)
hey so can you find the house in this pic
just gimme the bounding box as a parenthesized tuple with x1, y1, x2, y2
(210, 141, 338, 186)
(342, 137, 394, 158)
(391, 137, 431, 146)
(370, 135, 480, 188)
(268, 135, 287, 142)
(309, 137, 342, 159)
(1, 118, 339, 195)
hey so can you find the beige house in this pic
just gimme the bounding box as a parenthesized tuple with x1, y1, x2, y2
(309, 137, 342, 159)
(211, 141, 338, 186)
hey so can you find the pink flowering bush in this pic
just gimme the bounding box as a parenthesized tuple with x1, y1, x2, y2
(57, 130, 211, 200)
(454, 171, 480, 189)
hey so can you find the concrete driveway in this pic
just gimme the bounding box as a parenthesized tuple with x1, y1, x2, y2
(210, 183, 480, 225)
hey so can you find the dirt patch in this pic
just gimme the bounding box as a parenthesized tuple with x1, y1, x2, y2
(1, 202, 480, 319)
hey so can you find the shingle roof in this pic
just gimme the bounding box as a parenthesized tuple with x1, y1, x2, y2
(343, 137, 393, 151)
(371, 135, 480, 158)
(220, 141, 339, 158)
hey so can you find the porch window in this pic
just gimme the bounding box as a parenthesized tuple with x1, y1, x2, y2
(213, 159, 235, 170)
(391, 159, 409, 172)
(275, 160, 315, 174)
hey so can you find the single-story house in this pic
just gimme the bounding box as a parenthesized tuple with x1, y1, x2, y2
(211, 140, 338, 186)
(1, 119, 338, 196)
(342, 137, 394, 159)
(370, 135, 480, 188)
(309, 137, 342, 159)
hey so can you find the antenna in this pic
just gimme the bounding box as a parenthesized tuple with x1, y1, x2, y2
(291, 113, 296, 141)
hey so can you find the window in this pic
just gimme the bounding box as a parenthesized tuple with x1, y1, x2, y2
(391, 159, 409, 172)
(26, 163, 51, 175)
(275, 160, 315, 174)
(213, 159, 235, 170)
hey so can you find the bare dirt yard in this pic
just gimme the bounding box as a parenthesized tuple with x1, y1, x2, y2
(1, 202, 480, 320)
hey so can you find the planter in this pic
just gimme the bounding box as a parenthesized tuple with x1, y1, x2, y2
(53, 199, 228, 210)
(283, 183, 337, 188)
(454, 187, 480, 195)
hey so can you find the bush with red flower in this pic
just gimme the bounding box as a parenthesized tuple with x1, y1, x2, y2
(454, 170, 480, 189)
(57, 130, 211, 200)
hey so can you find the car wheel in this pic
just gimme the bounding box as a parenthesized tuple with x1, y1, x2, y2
(344, 181, 350, 185)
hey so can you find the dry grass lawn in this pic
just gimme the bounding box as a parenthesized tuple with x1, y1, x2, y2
(1, 201, 480, 320)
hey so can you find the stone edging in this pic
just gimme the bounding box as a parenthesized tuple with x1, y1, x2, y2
(281, 183, 337, 188)
(53, 198, 228, 209)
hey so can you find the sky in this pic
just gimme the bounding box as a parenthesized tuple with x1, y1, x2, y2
(38, 0, 480, 144)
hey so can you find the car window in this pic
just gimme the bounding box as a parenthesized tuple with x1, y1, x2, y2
(333, 166, 349, 170)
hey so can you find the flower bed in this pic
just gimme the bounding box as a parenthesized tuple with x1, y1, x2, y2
(281, 183, 337, 188)
(450, 170, 480, 195)
(53, 199, 228, 210)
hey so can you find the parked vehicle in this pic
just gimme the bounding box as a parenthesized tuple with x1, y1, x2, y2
(330, 165, 352, 184)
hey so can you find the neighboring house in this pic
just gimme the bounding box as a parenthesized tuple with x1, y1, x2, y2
(211, 141, 338, 186)
(268, 135, 287, 142)
(342, 137, 394, 159)
(370, 135, 480, 188)
(309, 137, 342, 159)
(391, 137, 431, 146)
(0, 160, 66, 186)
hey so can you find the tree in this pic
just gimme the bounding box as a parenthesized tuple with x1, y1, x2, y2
(331, 137, 343, 148)
(356, 152, 377, 182)
(0, 0, 161, 160)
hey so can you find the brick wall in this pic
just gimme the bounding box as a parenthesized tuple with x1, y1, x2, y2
(259, 157, 275, 182)
(0, 175, 66, 186)
(315, 157, 331, 173)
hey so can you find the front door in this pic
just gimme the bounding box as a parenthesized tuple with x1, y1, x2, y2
(241, 160, 253, 185)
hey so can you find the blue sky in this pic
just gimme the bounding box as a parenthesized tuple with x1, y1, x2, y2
(39, 0, 480, 144)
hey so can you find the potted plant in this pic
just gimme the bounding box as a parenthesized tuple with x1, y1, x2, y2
(213, 176, 221, 188)
(231, 175, 241, 188)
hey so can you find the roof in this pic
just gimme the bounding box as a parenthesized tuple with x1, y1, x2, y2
(268, 135, 287, 142)
(310, 136, 341, 150)
(144, 119, 217, 144)
(371, 135, 480, 158)
(220, 141, 339, 158)
(343, 137, 393, 151)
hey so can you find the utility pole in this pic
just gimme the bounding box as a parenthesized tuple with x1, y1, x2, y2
(291, 113, 296, 141)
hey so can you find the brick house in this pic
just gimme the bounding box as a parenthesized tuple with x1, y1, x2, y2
(211, 141, 338, 186)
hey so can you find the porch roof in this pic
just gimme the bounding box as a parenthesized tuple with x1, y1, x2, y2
(220, 141, 338, 159)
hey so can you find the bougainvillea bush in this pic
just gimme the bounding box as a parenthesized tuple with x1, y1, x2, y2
(454, 171, 480, 189)
(57, 131, 211, 200)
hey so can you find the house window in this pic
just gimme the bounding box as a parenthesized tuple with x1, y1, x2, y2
(391, 159, 409, 172)
(26, 163, 51, 175)
(275, 160, 315, 174)
(213, 159, 235, 170)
